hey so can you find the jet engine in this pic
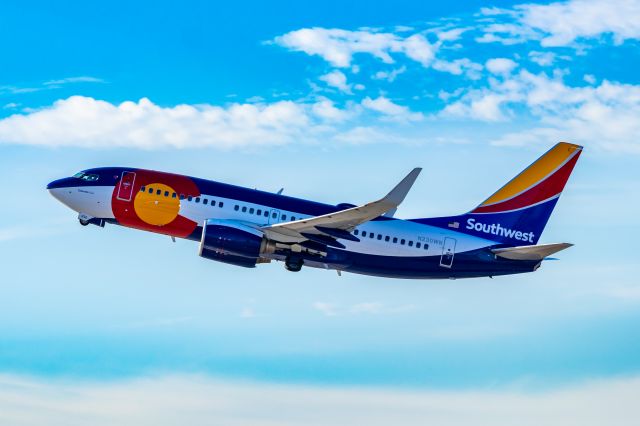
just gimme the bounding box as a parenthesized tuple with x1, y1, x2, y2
(199, 219, 275, 268)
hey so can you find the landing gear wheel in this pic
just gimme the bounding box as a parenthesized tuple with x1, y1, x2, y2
(79, 218, 90, 226)
(285, 256, 303, 272)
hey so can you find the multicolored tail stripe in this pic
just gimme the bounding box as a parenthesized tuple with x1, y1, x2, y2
(471, 142, 583, 214)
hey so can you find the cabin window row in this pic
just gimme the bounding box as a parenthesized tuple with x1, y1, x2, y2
(353, 229, 429, 250)
(139, 186, 224, 208)
(233, 205, 298, 222)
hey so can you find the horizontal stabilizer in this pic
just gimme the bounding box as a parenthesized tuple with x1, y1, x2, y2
(492, 243, 573, 260)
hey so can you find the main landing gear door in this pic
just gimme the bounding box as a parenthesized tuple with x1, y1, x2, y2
(117, 171, 136, 202)
(440, 237, 456, 268)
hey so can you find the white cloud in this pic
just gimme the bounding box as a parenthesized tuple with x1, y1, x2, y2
(0, 76, 104, 96)
(436, 27, 469, 42)
(1, 374, 640, 426)
(528, 51, 556, 66)
(373, 66, 406, 82)
(362, 96, 423, 121)
(319, 70, 352, 93)
(44, 76, 105, 86)
(478, 0, 640, 47)
(521, 0, 640, 47)
(485, 58, 518, 75)
(311, 98, 354, 122)
(0, 96, 433, 149)
(245, 95, 265, 103)
(273, 28, 438, 68)
(442, 69, 640, 152)
(584, 74, 597, 84)
(0, 96, 336, 149)
(433, 58, 483, 79)
(311, 98, 358, 122)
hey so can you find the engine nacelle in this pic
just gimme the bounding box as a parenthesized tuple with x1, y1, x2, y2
(199, 219, 275, 268)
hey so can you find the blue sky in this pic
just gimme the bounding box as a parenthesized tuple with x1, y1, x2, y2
(1, 0, 640, 423)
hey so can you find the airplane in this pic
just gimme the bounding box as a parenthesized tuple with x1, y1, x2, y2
(47, 142, 582, 279)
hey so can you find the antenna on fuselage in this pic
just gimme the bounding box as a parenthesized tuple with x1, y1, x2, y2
(277, 188, 284, 195)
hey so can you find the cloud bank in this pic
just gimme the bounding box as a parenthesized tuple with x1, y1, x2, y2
(1, 374, 639, 426)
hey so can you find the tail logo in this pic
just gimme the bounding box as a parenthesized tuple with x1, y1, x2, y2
(466, 218, 534, 243)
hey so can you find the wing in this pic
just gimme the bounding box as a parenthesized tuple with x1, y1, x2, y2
(261, 168, 421, 244)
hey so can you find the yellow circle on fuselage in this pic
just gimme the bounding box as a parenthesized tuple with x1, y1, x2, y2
(133, 183, 180, 226)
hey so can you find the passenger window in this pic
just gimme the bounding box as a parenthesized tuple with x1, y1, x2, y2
(219, 202, 224, 208)
(401, 239, 406, 245)
(256, 209, 262, 216)
(385, 236, 390, 242)
(242, 206, 247, 213)
(416, 242, 421, 248)
(249, 208, 255, 214)
(234, 205, 239, 211)
(148, 188, 153, 194)
(156, 189, 162, 195)
(203, 199, 208, 205)
(361, 231, 367, 237)
(172, 193, 177, 198)
(195, 197, 200, 203)
(370, 233, 374, 239)
(272, 212, 277, 218)
(393, 237, 398, 243)
(180, 194, 185, 200)
(264, 211, 269, 217)
(188, 196, 193, 202)
(424, 244, 429, 250)
(140, 186, 146, 192)
(291, 216, 296, 221)
(377, 234, 382, 240)
(211, 200, 216, 206)
(164, 191, 169, 197)
(408, 241, 413, 247)
(354, 230, 359, 236)
(281, 214, 286, 220)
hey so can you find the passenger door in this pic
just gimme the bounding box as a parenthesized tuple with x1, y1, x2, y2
(440, 237, 456, 268)
(117, 171, 136, 202)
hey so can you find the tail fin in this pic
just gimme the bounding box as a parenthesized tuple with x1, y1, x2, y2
(468, 142, 582, 244)
(415, 143, 582, 245)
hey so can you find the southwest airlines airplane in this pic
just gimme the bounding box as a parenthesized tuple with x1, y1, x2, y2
(47, 142, 582, 279)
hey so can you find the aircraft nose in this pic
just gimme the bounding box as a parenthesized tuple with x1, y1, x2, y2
(47, 177, 75, 190)
(47, 177, 77, 206)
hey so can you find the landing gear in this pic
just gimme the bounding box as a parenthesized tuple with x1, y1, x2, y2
(285, 256, 304, 272)
(78, 213, 105, 227)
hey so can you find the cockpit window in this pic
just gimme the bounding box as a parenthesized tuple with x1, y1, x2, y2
(73, 172, 99, 182)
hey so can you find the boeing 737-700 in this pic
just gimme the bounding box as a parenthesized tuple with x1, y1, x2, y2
(47, 142, 582, 279)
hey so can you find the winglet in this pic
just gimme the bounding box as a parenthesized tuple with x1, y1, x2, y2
(383, 167, 422, 207)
